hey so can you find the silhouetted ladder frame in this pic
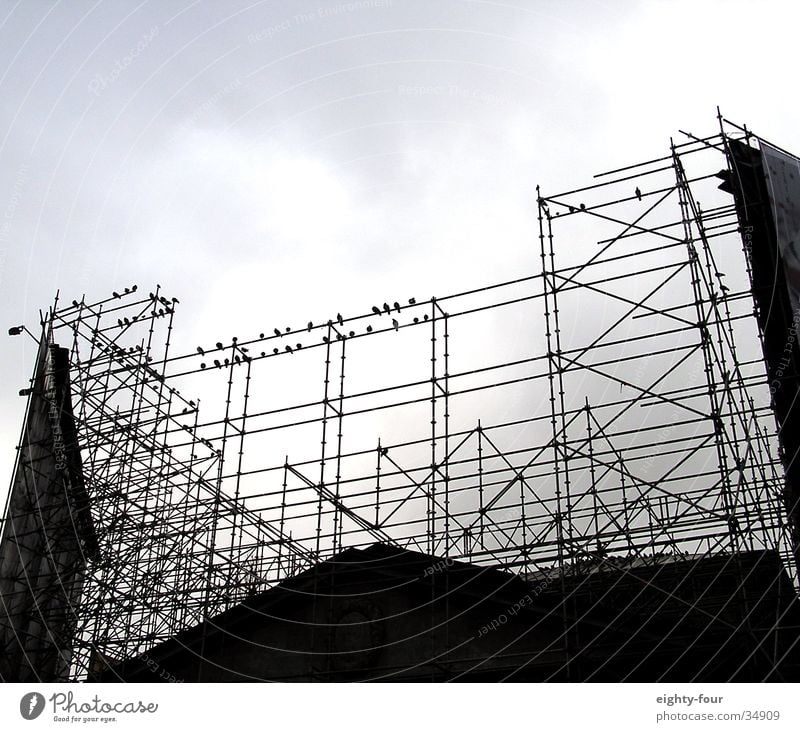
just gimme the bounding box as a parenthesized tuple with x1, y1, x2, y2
(1, 119, 796, 681)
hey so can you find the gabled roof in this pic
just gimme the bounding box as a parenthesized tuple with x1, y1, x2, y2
(97, 542, 529, 679)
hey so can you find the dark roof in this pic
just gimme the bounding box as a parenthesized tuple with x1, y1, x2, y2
(95, 543, 800, 682)
(96, 542, 527, 679)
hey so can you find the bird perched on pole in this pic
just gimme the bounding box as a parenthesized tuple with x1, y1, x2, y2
(635, 186, 642, 201)
(392, 319, 399, 331)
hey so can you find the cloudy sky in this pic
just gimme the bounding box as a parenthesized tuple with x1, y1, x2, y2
(1, 0, 799, 490)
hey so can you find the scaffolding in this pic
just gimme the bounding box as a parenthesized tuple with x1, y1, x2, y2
(1, 115, 798, 681)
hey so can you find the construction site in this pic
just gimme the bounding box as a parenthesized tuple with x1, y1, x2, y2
(2, 113, 800, 682)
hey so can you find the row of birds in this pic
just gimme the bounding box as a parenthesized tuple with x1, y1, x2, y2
(195, 297, 422, 369)
(110, 284, 180, 307)
(543, 187, 645, 218)
(70, 284, 177, 308)
(111, 285, 138, 299)
(371, 299, 415, 315)
(111, 292, 180, 329)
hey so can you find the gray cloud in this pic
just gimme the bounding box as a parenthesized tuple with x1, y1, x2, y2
(1, 0, 799, 493)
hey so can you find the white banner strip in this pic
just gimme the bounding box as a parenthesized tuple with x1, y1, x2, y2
(0, 682, 797, 732)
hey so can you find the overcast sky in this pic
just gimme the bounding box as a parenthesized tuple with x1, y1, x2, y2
(1, 0, 799, 491)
